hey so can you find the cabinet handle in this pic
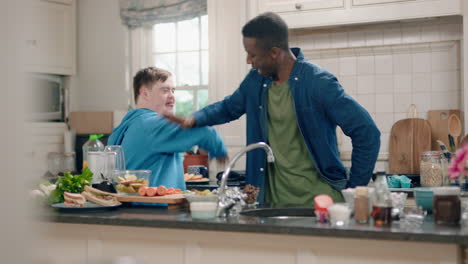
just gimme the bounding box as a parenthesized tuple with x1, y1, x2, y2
(295, 3, 302, 10)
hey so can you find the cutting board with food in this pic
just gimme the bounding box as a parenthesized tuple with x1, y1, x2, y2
(428, 110, 462, 150)
(117, 186, 187, 209)
(389, 117, 432, 174)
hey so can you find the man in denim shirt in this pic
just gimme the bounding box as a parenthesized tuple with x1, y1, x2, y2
(167, 12, 380, 206)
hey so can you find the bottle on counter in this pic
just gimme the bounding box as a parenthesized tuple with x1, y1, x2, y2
(433, 186, 461, 225)
(82, 134, 104, 169)
(354, 186, 369, 224)
(372, 171, 393, 227)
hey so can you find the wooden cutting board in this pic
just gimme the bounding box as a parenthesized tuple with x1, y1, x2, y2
(117, 194, 187, 209)
(428, 110, 462, 150)
(389, 118, 432, 174)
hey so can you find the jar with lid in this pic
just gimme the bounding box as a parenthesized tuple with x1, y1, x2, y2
(354, 186, 369, 224)
(433, 187, 461, 225)
(420, 151, 444, 187)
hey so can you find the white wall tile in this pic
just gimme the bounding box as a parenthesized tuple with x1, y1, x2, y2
(448, 45, 460, 70)
(376, 94, 394, 113)
(394, 74, 412, 93)
(357, 94, 375, 113)
(320, 58, 339, 74)
(330, 32, 348, 48)
(339, 57, 357, 76)
(375, 55, 393, 74)
(340, 76, 357, 94)
(341, 135, 352, 152)
(431, 51, 451, 72)
(383, 27, 401, 45)
(348, 31, 365, 47)
(375, 75, 393, 94)
(394, 93, 412, 113)
(394, 112, 407, 122)
(357, 56, 374, 75)
(380, 133, 390, 153)
(393, 54, 412, 74)
(412, 52, 431, 73)
(297, 34, 316, 50)
(375, 113, 394, 133)
(402, 26, 421, 43)
(411, 93, 431, 113)
(430, 92, 457, 110)
(365, 29, 383, 46)
(421, 25, 440, 42)
(439, 24, 462, 41)
(413, 73, 431, 93)
(431, 72, 457, 92)
(357, 75, 375, 94)
(314, 33, 331, 49)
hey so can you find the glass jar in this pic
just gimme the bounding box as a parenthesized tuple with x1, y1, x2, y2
(420, 151, 444, 187)
(433, 187, 461, 225)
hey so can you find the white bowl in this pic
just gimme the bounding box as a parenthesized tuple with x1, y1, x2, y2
(185, 194, 218, 203)
(190, 201, 217, 219)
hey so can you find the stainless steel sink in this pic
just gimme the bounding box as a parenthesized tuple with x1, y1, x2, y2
(240, 208, 315, 218)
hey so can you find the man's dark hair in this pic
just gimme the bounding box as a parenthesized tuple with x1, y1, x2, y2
(241, 12, 289, 51)
(133, 67, 171, 103)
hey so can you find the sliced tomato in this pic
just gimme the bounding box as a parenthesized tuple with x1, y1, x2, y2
(138, 186, 148, 196)
(146, 187, 158, 197)
(166, 187, 176, 195)
(157, 185, 167, 196)
(174, 188, 182, 194)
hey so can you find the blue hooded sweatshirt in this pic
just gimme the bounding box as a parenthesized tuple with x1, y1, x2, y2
(108, 108, 227, 191)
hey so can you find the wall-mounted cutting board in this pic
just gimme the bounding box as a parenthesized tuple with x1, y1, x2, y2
(389, 118, 431, 174)
(428, 110, 461, 150)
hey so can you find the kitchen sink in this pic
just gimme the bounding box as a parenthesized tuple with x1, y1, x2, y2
(240, 207, 315, 218)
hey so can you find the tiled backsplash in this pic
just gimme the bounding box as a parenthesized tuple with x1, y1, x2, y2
(290, 17, 462, 172)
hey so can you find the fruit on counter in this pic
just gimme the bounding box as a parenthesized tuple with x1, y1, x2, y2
(115, 174, 149, 194)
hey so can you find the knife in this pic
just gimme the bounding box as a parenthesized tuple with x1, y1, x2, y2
(436, 140, 452, 161)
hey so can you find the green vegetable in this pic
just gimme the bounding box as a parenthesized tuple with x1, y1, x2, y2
(49, 168, 93, 204)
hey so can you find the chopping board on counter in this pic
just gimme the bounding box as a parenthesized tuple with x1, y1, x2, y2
(389, 118, 432, 174)
(117, 194, 187, 209)
(428, 110, 462, 150)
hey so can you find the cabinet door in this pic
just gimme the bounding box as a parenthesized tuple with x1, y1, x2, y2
(25, 0, 76, 75)
(259, 0, 344, 13)
(352, 0, 415, 6)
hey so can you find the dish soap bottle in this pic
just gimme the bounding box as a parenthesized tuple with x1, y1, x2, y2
(82, 134, 104, 169)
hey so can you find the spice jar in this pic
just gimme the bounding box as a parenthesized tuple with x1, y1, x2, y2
(433, 187, 461, 225)
(354, 187, 369, 224)
(420, 151, 444, 187)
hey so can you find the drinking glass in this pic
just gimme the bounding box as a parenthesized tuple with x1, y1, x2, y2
(104, 145, 126, 180)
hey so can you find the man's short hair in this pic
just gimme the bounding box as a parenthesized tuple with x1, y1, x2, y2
(241, 12, 289, 51)
(133, 67, 172, 103)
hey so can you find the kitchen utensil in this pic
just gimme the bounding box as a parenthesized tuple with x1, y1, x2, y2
(436, 140, 452, 161)
(448, 135, 456, 153)
(389, 114, 431, 174)
(428, 110, 461, 150)
(448, 114, 462, 149)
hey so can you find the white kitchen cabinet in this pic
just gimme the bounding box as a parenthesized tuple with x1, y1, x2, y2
(24, 0, 76, 75)
(253, 0, 462, 29)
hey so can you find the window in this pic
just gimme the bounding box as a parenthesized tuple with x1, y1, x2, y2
(152, 15, 208, 116)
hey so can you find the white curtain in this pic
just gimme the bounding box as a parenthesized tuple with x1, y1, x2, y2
(119, 0, 207, 28)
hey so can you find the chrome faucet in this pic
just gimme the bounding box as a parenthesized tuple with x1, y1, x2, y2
(216, 142, 275, 217)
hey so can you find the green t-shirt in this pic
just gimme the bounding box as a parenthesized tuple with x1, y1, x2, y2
(265, 81, 344, 206)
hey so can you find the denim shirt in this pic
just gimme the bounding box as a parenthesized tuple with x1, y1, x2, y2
(194, 48, 381, 202)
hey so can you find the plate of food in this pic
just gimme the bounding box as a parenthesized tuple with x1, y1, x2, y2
(51, 186, 121, 212)
(184, 173, 209, 183)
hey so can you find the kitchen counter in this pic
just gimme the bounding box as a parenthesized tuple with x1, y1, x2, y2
(37, 205, 466, 263)
(41, 204, 468, 246)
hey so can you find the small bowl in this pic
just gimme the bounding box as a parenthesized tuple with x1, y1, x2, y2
(190, 201, 217, 219)
(413, 187, 434, 213)
(112, 170, 151, 195)
(185, 193, 218, 203)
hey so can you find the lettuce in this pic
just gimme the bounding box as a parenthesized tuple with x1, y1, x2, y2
(49, 168, 93, 204)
